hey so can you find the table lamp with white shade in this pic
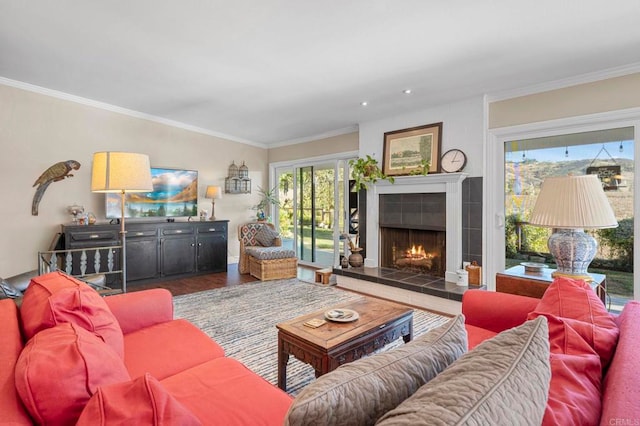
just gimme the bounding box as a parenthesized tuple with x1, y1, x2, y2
(205, 185, 222, 220)
(528, 174, 618, 280)
(91, 152, 153, 292)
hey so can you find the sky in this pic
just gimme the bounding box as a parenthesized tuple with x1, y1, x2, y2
(505, 140, 634, 163)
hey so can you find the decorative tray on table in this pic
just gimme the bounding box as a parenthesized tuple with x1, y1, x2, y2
(324, 309, 359, 322)
(520, 262, 548, 273)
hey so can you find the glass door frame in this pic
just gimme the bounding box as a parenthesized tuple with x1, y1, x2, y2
(269, 151, 358, 267)
(486, 110, 640, 303)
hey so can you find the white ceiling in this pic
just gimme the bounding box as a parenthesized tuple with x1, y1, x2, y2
(2, 1, 640, 147)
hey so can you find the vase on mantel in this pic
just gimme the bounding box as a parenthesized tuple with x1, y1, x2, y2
(348, 247, 364, 267)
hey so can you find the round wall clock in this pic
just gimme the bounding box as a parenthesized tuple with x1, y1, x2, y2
(441, 149, 467, 173)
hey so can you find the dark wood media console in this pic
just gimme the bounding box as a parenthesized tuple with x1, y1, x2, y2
(62, 220, 228, 285)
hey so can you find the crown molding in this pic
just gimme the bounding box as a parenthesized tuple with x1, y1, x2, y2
(0, 76, 267, 149)
(487, 62, 640, 103)
(268, 125, 359, 148)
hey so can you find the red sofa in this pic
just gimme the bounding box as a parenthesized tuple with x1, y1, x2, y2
(0, 271, 292, 425)
(463, 287, 640, 425)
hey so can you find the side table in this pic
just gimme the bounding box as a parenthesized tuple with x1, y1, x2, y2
(496, 265, 606, 303)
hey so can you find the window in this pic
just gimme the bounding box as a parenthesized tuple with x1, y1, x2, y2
(504, 128, 634, 312)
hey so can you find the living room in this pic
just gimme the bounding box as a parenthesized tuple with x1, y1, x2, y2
(2, 2, 640, 424)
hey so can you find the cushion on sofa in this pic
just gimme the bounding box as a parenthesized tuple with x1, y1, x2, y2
(532, 313, 603, 425)
(245, 246, 296, 260)
(15, 322, 130, 425)
(527, 277, 618, 425)
(377, 316, 551, 426)
(104, 288, 174, 335)
(0, 277, 23, 299)
(464, 323, 497, 350)
(0, 299, 31, 425)
(601, 301, 640, 423)
(544, 350, 602, 425)
(77, 373, 201, 426)
(285, 315, 467, 426)
(20, 271, 124, 358)
(123, 318, 225, 380)
(254, 225, 280, 247)
(162, 357, 293, 425)
(530, 276, 619, 367)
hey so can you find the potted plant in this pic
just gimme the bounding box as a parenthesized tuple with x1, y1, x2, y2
(349, 155, 395, 191)
(254, 185, 280, 221)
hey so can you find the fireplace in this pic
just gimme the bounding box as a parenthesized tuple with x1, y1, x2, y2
(379, 192, 447, 277)
(380, 227, 446, 276)
(366, 174, 466, 283)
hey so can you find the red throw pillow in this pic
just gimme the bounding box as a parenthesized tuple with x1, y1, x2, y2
(77, 373, 201, 425)
(543, 351, 602, 425)
(20, 271, 124, 358)
(528, 277, 619, 426)
(533, 314, 603, 425)
(15, 323, 130, 425)
(531, 276, 619, 367)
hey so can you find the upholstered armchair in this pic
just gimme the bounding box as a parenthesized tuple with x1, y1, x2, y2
(238, 222, 297, 280)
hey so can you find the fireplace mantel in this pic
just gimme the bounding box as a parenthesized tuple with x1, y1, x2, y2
(365, 173, 468, 283)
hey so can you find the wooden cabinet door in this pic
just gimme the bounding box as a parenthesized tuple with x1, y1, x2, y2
(197, 233, 227, 272)
(161, 236, 196, 276)
(126, 237, 159, 281)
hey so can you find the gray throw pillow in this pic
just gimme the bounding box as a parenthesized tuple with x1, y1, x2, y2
(0, 278, 23, 299)
(254, 225, 279, 247)
(376, 316, 551, 426)
(284, 315, 467, 426)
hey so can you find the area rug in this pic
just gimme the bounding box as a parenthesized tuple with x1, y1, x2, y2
(173, 278, 450, 395)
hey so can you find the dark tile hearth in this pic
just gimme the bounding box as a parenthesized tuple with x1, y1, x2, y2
(333, 266, 481, 302)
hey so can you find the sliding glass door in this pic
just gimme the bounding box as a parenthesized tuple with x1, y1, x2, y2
(273, 157, 351, 267)
(503, 128, 635, 312)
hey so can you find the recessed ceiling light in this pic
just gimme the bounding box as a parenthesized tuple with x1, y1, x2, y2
(403, 89, 412, 94)
(360, 101, 368, 106)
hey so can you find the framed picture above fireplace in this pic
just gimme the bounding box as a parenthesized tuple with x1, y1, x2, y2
(383, 122, 442, 176)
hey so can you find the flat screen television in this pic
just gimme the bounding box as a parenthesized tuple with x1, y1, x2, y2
(105, 167, 198, 219)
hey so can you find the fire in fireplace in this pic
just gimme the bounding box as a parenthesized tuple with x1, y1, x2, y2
(380, 227, 446, 277)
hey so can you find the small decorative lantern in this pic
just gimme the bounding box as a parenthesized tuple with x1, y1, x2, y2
(225, 161, 251, 194)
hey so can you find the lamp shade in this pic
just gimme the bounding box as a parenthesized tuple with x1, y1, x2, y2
(529, 175, 617, 229)
(205, 185, 222, 199)
(91, 152, 153, 193)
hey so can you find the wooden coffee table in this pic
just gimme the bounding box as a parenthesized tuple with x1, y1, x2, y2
(276, 297, 413, 391)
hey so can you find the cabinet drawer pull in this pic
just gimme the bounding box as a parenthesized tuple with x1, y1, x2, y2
(176, 230, 183, 233)
(208, 228, 216, 232)
(379, 324, 387, 329)
(89, 234, 100, 239)
(135, 232, 144, 236)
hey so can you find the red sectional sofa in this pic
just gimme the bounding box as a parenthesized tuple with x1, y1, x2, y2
(463, 283, 640, 425)
(0, 271, 292, 425)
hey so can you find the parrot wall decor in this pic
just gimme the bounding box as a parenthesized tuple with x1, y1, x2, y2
(32, 160, 81, 215)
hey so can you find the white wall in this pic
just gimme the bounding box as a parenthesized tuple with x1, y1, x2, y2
(0, 83, 268, 277)
(358, 96, 485, 177)
(358, 96, 484, 271)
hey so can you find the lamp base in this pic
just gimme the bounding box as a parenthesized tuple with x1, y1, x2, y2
(548, 228, 597, 279)
(550, 271, 594, 282)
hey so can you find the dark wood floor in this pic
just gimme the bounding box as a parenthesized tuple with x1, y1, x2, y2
(128, 264, 316, 296)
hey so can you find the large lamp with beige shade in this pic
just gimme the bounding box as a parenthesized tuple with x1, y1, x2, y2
(91, 152, 153, 292)
(205, 185, 222, 220)
(528, 174, 618, 280)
